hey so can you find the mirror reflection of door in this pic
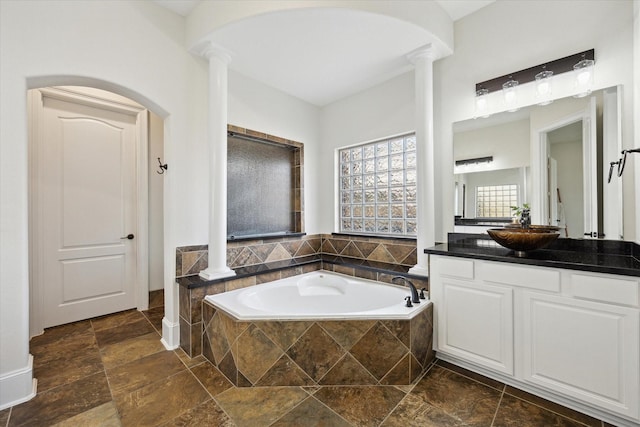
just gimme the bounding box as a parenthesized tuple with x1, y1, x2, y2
(540, 96, 597, 239)
(546, 121, 584, 238)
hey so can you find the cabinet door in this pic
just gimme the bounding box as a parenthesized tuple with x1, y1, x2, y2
(521, 292, 639, 419)
(435, 279, 514, 376)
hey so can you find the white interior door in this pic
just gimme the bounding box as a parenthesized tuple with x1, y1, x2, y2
(582, 96, 597, 238)
(37, 90, 138, 327)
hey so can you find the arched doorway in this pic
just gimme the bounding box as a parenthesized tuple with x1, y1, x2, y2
(27, 82, 165, 337)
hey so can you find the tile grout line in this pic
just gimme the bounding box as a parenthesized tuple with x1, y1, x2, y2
(92, 313, 126, 426)
(489, 386, 505, 427)
(181, 364, 236, 425)
(378, 360, 438, 426)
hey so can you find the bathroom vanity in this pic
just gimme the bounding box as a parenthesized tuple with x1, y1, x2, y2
(426, 234, 640, 427)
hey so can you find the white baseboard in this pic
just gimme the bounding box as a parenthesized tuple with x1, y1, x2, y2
(161, 317, 180, 350)
(0, 355, 37, 410)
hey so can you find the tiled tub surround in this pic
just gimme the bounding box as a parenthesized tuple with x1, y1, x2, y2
(201, 298, 434, 387)
(176, 233, 425, 357)
(176, 233, 417, 277)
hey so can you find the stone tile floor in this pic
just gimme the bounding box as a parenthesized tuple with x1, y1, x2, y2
(1, 290, 613, 427)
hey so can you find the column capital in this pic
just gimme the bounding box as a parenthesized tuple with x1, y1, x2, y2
(406, 43, 436, 65)
(190, 40, 233, 64)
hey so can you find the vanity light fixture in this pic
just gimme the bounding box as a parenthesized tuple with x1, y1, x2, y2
(455, 156, 494, 167)
(475, 87, 490, 118)
(502, 77, 519, 112)
(474, 49, 595, 113)
(573, 54, 595, 98)
(534, 67, 553, 105)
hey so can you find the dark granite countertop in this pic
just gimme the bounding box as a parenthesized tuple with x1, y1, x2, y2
(425, 233, 640, 277)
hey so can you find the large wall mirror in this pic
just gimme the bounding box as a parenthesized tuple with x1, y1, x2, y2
(453, 86, 623, 240)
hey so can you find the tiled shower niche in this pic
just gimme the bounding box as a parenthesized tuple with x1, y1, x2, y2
(202, 300, 434, 387)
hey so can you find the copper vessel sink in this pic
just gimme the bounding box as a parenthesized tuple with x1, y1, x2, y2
(487, 227, 560, 257)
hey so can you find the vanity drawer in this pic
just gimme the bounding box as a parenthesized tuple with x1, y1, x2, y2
(432, 256, 474, 280)
(481, 262, 560, 292)
(570, 273, 639, 307)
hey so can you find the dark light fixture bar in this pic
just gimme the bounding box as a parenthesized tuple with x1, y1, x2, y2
(475, 49, 594, 94)
(455, 156, 493, 166)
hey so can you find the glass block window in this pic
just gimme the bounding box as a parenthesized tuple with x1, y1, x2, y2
(476, 184, 518, 217)
(339, 133, 417, 236)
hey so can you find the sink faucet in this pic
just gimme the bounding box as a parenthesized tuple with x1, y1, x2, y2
(520, 208, 531, 229)
(392, 276, 420, 304)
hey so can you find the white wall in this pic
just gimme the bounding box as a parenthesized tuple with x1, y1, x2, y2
(318, 71, 415, 231)
(454, 118, 530, 173)
(148, 112, 165, 291)
(228, 71, 321, 234)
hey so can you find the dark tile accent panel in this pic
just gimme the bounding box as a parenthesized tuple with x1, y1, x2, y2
(201, 300, 433, 387)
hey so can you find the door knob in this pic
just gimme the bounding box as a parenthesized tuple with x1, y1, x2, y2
(120, 234, 135, 240)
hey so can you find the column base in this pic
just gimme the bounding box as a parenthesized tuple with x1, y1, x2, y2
(0, 355, 37, 410)
(408, 264, 429, 277)
(199, 267, 236, 281)
(161, 317, 180, 351)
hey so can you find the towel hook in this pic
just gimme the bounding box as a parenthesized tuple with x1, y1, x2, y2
(157, 157, 168, 175)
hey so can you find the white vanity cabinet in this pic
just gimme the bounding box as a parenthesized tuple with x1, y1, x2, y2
(430, 257, 514, 376)
(430, 255, 640, 425)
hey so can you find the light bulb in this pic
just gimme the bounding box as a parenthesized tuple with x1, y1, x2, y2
(535, 69, 553, 106)
(502, 79, 519, 112)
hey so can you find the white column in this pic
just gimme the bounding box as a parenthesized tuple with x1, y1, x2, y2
(407, 45, 436, 277)
(194, 41, 236, 280)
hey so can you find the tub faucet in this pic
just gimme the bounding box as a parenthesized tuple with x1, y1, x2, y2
(392, 276, 420, 304)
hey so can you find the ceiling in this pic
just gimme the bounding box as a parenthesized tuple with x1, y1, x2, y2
(153, 1, 494, 106)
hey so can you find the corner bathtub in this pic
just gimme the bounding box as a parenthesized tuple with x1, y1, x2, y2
(205, 271, 429, 320)
(202, 271, 434, 387)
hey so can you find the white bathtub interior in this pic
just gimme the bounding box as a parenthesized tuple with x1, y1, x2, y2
(205, 270, 430, 321)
